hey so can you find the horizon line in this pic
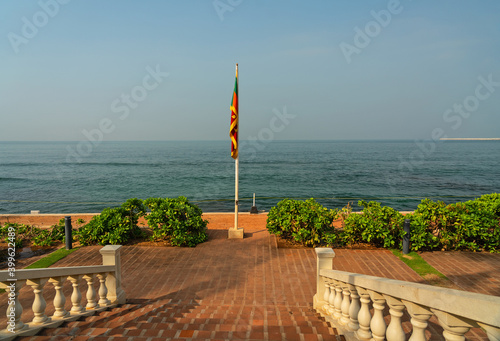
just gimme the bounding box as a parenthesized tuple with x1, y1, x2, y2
(1, 138, 499, 143)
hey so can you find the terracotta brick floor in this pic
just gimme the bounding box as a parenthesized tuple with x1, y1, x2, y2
(421, 251, 500, 297)
(1, 221, 499, 340)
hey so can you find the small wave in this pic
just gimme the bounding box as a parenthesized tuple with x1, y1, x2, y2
(0, 177, 28, 182)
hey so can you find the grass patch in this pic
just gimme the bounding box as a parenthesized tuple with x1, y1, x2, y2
(0, 247, 79, 295)
(25, 247, 79, 269)
(391, 249, 449, 282)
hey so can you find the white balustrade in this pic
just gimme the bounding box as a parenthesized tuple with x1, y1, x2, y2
(1, 280, 26, 333)
(328, 281, 336, 316)
(356, 287, 372, 340)
(323, 280, 330, 312)
(384, 295, 405, 341)
(49, 276, 69, 319)
(68, 275, 84, 315)
(347, 284, 360, 332)
(313, 248, 500, 341)
(403, 301, 432, 341)
(97, 273, 110, 307)
(333, 281, 343, 320)
(27, 278, 49, 325)
(340, 284, 351, 326)
(368, 290, 386, 341)
(433, 310, 474, 341)
(0, 245, 125, 341)
(83, 274, 99, 310)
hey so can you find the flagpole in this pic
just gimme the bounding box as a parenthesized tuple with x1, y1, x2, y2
(234, 154, 239, 230)
(229, 63, 243, 238)
(234, 63, 239, 231)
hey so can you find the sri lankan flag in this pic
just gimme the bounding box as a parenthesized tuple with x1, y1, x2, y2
(229, 65, 238, 159)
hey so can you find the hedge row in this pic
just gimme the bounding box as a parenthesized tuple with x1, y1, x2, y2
(266, 194, 500, 252)
(1, 197, 208, 248)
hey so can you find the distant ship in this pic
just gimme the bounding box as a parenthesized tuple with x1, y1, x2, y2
(440, 138, 500, 140)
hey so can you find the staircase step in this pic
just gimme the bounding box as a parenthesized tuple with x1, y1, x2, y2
(15, 301, 341, 340)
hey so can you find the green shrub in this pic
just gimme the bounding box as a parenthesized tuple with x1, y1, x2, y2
(0, 223, 65, 248)
(343, 200, 405, 248)
(404, 199, 444, 251)
(143, 196, 208, 247)
(406, 194, 500, 252)
(266, 198, 339, 246)
(78, 198, 146, 246)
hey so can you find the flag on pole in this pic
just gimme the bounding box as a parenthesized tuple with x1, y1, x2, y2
(230, 65, 238, 159)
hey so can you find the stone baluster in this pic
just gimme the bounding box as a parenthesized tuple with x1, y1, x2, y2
(2, 280, 27, 332)
(347, 284, 360, 331)
(368, 290, 386, 341)
(403, 301, 432, 341)
(68, 275, 85, 314)
(355, 287, 372, 341)
(333, 281, 343, 320)
(49, 276, 69, 319)
(384, 295, 406, 341)
(27, 278, 50, 324)
(478, 323, 500, 341)
(97, 273, 110, 306)
(432, 310, 474, 341)
(323, 279, 331, 314)
(328, 281, 336, 316)
(83, 274, 99, 310)
(340, 283, 351, 326)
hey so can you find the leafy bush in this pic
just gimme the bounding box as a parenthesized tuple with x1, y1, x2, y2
(143, 196, 208, 247)
(266, 198, 339, 246)
(343, 201, 405, 248)
(266, 194, 499, 252)
(408, 194, 500, 251)
(0, 222, 69, 247)
(78, 198, 146, 246)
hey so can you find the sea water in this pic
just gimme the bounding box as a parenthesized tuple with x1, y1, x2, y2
(0, 140, 498, 213)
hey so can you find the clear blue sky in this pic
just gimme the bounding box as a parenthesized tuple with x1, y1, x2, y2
(1, 0, 499, 141)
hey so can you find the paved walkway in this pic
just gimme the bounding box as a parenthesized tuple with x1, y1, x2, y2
(1, 221, 499, 340)
(421, 251, 500, 296)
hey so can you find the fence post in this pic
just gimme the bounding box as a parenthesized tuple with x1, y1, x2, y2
(64, 216, 72, 250)
(314, 248, 335, 308)
(403, 219, 411, 255)
(99, 245, 126, 305)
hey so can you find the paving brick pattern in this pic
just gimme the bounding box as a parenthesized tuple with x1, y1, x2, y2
(1, 221, 499, 340)
(421, 251, 500, 296)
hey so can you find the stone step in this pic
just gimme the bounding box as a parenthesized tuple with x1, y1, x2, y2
(16, 302, 342, 341)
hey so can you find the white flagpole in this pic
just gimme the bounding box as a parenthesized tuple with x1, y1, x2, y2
(234, 63, 239, 231)
(229, 63, 242, 238)
(234, 155, 239, 230)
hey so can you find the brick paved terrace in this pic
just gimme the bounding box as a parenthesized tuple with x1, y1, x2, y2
(1, 213, 499, 340)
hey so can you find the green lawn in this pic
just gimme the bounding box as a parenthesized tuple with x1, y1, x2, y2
(25, 247, 79, 269)
(1, 247, 79, 294)
(390, 249, 456, 288)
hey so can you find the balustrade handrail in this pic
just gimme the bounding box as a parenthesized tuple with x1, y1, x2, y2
(320, 268, 500, 327)
(0, 245, 126, 341)
(0, 265, 115, 282)
(313, 248, 500, 341)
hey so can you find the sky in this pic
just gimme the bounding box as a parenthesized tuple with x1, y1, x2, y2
(1, 0, 499, 141)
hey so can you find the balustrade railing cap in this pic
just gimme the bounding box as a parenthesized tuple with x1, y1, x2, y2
(99, 245, 122, 254)
(315, 248, 335, 258)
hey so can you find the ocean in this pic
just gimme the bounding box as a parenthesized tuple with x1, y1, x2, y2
(0, 140, 499, 214)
